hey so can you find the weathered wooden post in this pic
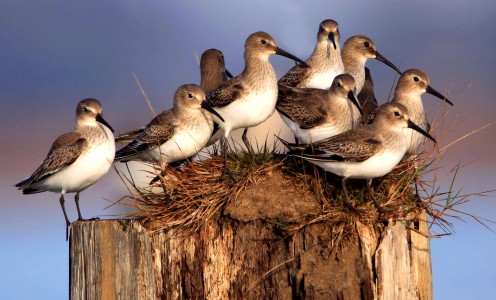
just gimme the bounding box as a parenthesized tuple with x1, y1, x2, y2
(69, 167, 432, 299)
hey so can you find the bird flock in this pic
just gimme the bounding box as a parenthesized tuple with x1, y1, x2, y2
(15, 19, 453, 236)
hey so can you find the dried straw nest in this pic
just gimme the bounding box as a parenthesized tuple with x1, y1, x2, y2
(119, 147, 445, 236)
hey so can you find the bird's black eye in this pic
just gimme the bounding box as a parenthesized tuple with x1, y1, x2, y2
(188, 93, 194, 99)
(336, 81, 342, 88)
(83, 106, 90, 112)
(394, 111, 400, 117)
(261, 39, 267, 45)
(364, 42, 370, 47)
(414, 76, 419, 82)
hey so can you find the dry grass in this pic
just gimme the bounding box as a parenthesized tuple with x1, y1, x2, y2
(116, 131, 494, 238)
(118, 146, 286, 234)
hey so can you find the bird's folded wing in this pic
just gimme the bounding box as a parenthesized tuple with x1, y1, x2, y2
(302, 135, 382, 163)
(115, 127, 145, 143)
(277, 86, 328, 129)
(278, 64, 310, 87)
(207, 80, 245, 107)
(17, 132, 88, 188)
(115, 110, 176, 159)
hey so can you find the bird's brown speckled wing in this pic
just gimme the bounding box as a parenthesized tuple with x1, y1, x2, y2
(278, 64, 310, 88)
(16, 132, 88, 189)
(115, 127, 145, 143)
(114, 110, 176, 160)
(276, 85, 328, 129)
(309, 129, 382, 162)
(282, 127, 382, 163)
(207, 79, 245, 108)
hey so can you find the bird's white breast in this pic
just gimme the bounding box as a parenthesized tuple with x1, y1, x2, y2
(148, 111, 214, 164)
(39, 126, 115, 193)
(216, 87, 278, 136)
(309, 149, 405, 180)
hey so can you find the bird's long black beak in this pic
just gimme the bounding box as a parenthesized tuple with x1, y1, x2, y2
(96, 114, 114, 132)
(275, 47, 309, 67)
(426, 85, 454, 106)
(328, 32, 337, 50)
(407, 119, 436, 143)
(225, 68, 234, 79)
(201, 100, 225, 122)
(347, 91, 363, 116)
(375, 51, 402, 75)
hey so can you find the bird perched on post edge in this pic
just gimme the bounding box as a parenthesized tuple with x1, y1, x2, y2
(15, 99, 115, 239)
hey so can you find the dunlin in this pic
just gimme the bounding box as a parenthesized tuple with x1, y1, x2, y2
(342, 35, 402, 127)
(114, 84, 223, 168)
(15, 99, 115, 238)
(278, 19, 343, 89)
(280, 102, 436, 211)
(205, 31, 307, 173)
(277, 74, 362, 144)
(342, 35, 401, 94)
(200, 48, 233, 94)
(391, 69, 453, 155)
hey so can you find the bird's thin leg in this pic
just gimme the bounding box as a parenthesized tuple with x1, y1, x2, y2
(75, 192, 83, 221)
(221, 137, 232, 176)
(366, 179, 384, 213)
(150, 170, 166, 185)
(341, 177, 356, 210)
(75, 193, 100, 221)
(242, 128, 254, 156)
(59, 194, 71, 240)
(150, 158, 187, 185)
(413, 159, 421, 200)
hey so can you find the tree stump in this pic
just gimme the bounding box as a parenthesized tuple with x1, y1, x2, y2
(69, 210, 431, 299)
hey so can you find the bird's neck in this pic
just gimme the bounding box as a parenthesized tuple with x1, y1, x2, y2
(343, 56, 366, 94)
(242, 55, 276, 82)
(307, 40, 342, 68)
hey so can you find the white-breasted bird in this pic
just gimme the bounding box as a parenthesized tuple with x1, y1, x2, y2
(114, 84, 223, 169)
(391, 69, 453, 155)
(15, 99, 115, 238)
(205, 31, 308, 174)
(280, 102, 436, 211)
(277, 74, 363, 144)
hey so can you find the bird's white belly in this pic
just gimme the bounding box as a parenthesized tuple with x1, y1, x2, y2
(304, 70, 340, 89)
(150, 127, 211, 164)
(217, 88, 277, 135)
(309, 150, 404, 179)
(300, 124, 345, 144)
(39, 140, 115, 193)
(280, 114, 352, 144)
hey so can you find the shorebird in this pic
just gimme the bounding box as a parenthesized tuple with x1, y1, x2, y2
(391, 69, 453, 155)
(279, 102, 436, 211)
(198, 48, 233, 157)
(205, 31, 308, 173)
(342, 35, 401, 94)
(358, 67, 378, 125)
(342, 35, 402, 127)
(276, 74, 363, 144)
(115, 84, 223, 169)
(15, 99, 115, 238)
(278, 19, 343, 89)
(200, 48, 233, 94)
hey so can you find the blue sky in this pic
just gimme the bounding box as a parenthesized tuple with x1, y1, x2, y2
(1, 1, 496, 298)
